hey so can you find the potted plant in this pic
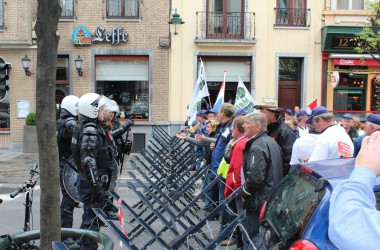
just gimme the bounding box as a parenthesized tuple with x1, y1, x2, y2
(23, 112, 38, 153)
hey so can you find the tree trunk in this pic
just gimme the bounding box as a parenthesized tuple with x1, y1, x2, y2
(35, 0, 62, 248)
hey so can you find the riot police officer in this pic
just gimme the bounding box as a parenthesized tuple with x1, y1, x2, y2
(71, 93, 117, 250)
(102, 99, 134, 219)
(56, 95, 79, 232)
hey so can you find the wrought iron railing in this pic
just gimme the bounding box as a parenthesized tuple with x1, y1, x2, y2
(196, 11, 255, 40)
(274, 8, 310, 27)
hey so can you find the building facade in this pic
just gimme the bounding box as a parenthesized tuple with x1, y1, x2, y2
(321, 0, 380, 119)
(0, 0, 173, 150)
(169, 0, 323, 123)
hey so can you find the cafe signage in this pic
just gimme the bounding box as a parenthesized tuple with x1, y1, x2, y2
(72, 26, 129, 46)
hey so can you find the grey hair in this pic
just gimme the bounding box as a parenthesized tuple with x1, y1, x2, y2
(369, 122, 380, 131)
(316, 112, 335, 123)
(244, 112, 267, 131)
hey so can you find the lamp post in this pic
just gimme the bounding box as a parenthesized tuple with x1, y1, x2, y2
(21, 55, 32, 76)
(168, 9, 185, 35)
(74, 55, 83, 76)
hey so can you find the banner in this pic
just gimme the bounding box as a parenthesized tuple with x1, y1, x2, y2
(187, 60, 209, 123)
(234, 77, 257, 114)
(211, 70, 227, 113)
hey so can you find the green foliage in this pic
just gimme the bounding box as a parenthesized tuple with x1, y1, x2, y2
(25, 112, 36, 126)
(352, 2, 380, 60)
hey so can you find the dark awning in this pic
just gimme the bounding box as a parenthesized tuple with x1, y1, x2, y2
(321, 25, 364, 53)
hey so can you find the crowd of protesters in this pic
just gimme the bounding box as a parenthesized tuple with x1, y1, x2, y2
(177, 97, 380, 249)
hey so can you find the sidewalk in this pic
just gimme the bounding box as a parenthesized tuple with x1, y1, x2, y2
(0, 150, 135, 183)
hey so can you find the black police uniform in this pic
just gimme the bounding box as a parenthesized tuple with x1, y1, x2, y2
(71, 117, 118, 250)
(56, 109, 79, 228)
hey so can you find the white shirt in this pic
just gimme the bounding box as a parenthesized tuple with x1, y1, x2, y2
(290, 133, 319, 165)
(309, 124, 354, 162)
(296, 126, 309, 138)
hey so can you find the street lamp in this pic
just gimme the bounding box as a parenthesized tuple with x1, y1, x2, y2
(168, 9, 185, 35)
(74, 55, 83, 76)
(21, 55, 32, 76)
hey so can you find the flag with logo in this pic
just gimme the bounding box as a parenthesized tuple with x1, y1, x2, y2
(234, 77, 257, 114)
(306, 99, 318, 115)
(211, 70, 227, 113)
(187, 60, 210, 123)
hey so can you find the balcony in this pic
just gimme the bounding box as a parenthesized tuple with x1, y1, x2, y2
(274, 8, 310, 28)
(195, 11, 255, 43)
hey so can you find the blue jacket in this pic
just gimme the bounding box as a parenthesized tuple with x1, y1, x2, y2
(211, 119, 233, 176)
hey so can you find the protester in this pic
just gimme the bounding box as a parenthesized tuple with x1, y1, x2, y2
(254, 98, 296, 176)
(221, 116, 247, 247)
(239, 112, 283, 249)
(285, 108, 293, 118)
(307, 106, 354, 162)
(329, 131, 380, 249)
(210, 103, 235, 230)
(56, 95, 79, 247)
(341, 113, 359, 141)
(353, 116, 365, 136)
(353, 114, 380, 157)
(294, 106, 300, 115)
(290, 129, 320, 165)
(295, 109, 310, 138)
(284, 116, 298, 134)
(71, 93, 116, 249)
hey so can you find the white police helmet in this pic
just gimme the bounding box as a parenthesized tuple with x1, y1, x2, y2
(104, 98, 120, 114)
(78, 93, 107, 119)
(60, 95, 79, 116)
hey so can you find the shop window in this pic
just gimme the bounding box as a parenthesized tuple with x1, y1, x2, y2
(334, 0, 365, 10)
(59, 0, 74, 19)
(0, 0, 4, 29)
(0, 80, 9, 130)
(201, 57, 251, 108)
(275, 0, 308, 27)
(333, 73, 366, 111)
(55, 56, 70, 119)
(95, 56, 149, 120)
(107, 0, 139, 19)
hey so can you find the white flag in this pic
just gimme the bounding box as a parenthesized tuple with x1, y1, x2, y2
(234, 77, 257, 114)
(187, 60, 209, 123)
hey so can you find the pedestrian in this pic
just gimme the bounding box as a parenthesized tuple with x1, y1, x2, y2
(56, 95, 79, 247)
(240, 112, 283, 249)
(307, 106, 354, 162)
(295, 109, 310, 138)
(221, 116, 248, 248)
(254, 98, 296, 176)
(353, 114, 380, 157)
(329, 131, 380, 249)
(71, 93, 118, 249)
(341, 113, 358, 141)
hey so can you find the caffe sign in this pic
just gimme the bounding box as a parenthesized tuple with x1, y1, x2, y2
(72, 26, 129, 46)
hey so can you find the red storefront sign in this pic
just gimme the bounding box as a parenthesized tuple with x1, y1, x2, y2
(333, 58, 380, 66)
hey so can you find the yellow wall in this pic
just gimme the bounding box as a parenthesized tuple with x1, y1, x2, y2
(169, 0, 324, 122)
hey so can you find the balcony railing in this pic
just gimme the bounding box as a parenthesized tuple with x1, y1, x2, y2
(196, 11, 255, 40)
(274, 8, 310, 27)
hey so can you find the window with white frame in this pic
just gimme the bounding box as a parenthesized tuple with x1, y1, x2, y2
(59, 0, 74, 18)
(333, 0, 365, 10)
(107, 0, 139, 18)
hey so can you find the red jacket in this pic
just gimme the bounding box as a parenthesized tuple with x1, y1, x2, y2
(224, 136, 248, 198)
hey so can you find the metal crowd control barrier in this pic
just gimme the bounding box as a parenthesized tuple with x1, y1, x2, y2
(94, 126, 246, 249)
